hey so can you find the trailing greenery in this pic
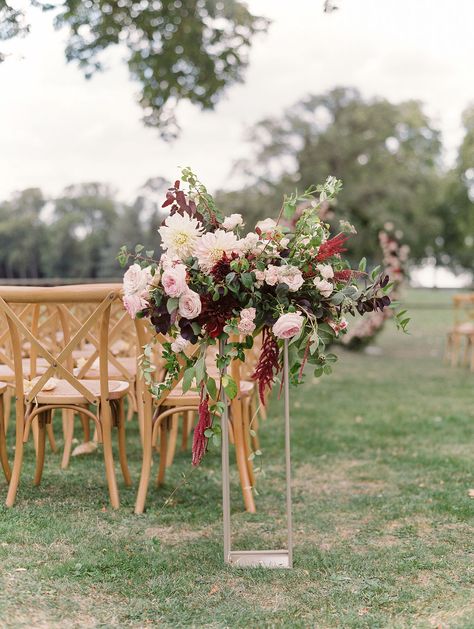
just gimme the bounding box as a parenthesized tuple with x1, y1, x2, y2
(0, 289, 472, 627)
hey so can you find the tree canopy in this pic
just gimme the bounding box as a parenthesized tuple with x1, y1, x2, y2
(0, 0, 268, 137)
(218, 87, 452, 264)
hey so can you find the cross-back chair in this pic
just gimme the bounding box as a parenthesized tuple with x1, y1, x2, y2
(133, 322, 257, 514)
(445, 293, 474, 368)
(0, 285, 131, 508)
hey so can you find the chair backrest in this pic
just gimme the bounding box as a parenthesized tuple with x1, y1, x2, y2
(453, 293, 474, 324)
(0, 284, 122, 406)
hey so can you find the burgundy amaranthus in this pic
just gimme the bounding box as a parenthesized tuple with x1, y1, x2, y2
(316, 233, 348, 262)
(252, 327, 281, 405)
(333, 269, 366, 282)
(192, 386, 212, 466)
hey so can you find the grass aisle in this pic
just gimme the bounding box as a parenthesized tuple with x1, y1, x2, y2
(0, 289, 472, 628)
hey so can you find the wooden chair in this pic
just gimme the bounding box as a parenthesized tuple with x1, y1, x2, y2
(62, 293, 140, 467)
(0, 285, 131, 508)
(0, 382, 10, 483)
(133, 324, 257, 514)
(445, 293, 474, 368)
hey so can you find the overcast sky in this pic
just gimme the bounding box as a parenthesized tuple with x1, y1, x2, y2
(0, 0, 473, 201)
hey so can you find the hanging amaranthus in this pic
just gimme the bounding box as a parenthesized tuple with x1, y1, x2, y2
(252, 327, 281, 405)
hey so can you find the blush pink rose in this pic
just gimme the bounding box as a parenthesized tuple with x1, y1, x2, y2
(238, 318, 256, 335)
(314, 278, 333, 298)
(161, 264, 188, 298)
(123, 263, 152, 296)
(278, 265, 304, 292)
(240, 307, 256, 321)
(238, 308, 256, 335)
(178, 289, 202, 319)
(123, 293, 148, 319)
(171, 335, 189, 353)
(272, 312, 304, 339)
(264, 265, 281, 286)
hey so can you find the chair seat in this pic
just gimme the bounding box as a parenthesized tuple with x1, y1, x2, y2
(0, 381, 7, 395)
(162, 378, 254, 405)
(76, 357, 137, 380)
(26, 379, 129, 404)
(451, 322, 474, 335)
(0, 358, 50, 382)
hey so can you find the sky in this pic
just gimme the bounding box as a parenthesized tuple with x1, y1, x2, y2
(1, 0, 473, 202)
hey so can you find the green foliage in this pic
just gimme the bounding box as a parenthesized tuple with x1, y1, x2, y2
(13, 0, 267, 137)
(0, 1, 29, 61)
(433, 104, 474, 268)
(218, 87, 445, 263)
(0, 181, 162, 279)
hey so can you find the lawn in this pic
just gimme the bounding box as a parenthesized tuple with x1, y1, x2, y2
(0, 289, 473, 628)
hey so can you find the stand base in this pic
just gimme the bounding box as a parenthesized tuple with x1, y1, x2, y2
(227, 550, 292, 568)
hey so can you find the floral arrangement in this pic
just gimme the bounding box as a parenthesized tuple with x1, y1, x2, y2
(341, 223, 410, 349)
(119, 169, 401, 466)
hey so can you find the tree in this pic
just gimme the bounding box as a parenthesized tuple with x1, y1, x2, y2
(434, 105, 474, 268)
(1, 0, 268, 137)
(220, 87, 444, 263)
(0, 188, 47, 278)
(0, 1, 28, 62)
(45, 183, 119, 278)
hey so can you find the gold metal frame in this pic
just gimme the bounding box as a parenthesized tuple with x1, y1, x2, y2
(221, 339, 293, 568)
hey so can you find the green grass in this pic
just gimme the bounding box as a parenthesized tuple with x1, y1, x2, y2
(0, 288, 473, 628)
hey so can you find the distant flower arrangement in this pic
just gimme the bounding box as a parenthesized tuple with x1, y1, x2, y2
(341, 224, 410, 349)
(119, 169, 401, 465)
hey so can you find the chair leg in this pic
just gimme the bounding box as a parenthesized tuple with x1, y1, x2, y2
(451, 333, 460, 367)
(47, 418, 57, 453)
(0, 396, 11, 482)
(61, 409, 74, 469)
(6, 403, 25, 507)
(166, 414, 179, 467)
(134, 396, 153, 514)
(117, 400, 132, 486)
(156, 420, 168, 487)
(33, 413, 47, 486)
(231, 400, 256, 513)
(101, 404, 120, 509)
(242, 399, 256, 488)
(3, 391, 11, 435)
(249, 397, 260, 452)
(181, 411, 193, 451)
(80, 410, 91, 443)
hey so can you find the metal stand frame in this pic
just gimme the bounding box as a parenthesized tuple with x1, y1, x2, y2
(221, 339, 293, 568)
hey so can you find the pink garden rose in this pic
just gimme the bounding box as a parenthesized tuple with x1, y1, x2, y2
(222, 213, 244, 230)
(161, 264, 188, 298)
(123, 293, 148, 319)
(178, 289, 202, 319)
(123, 263, 152, 296)
(256, 218, 277, 236)
(278, 265, 304, 292)
(272, 312, 304, 339)
(238, 307, 256, 335)
(171, 335, 189, 353)
(238, 318, 256, 335)
(122, 263, 152, 318)
(316, 263, 334, 279)
(264, 265, 281, 286)
(314, 278, 333, 298)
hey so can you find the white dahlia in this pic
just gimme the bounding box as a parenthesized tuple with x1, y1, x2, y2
(195, 229, 241, 272)
(158, 212, 203, 259)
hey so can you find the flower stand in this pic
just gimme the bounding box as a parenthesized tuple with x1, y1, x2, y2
(220, 339, 293, 568)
